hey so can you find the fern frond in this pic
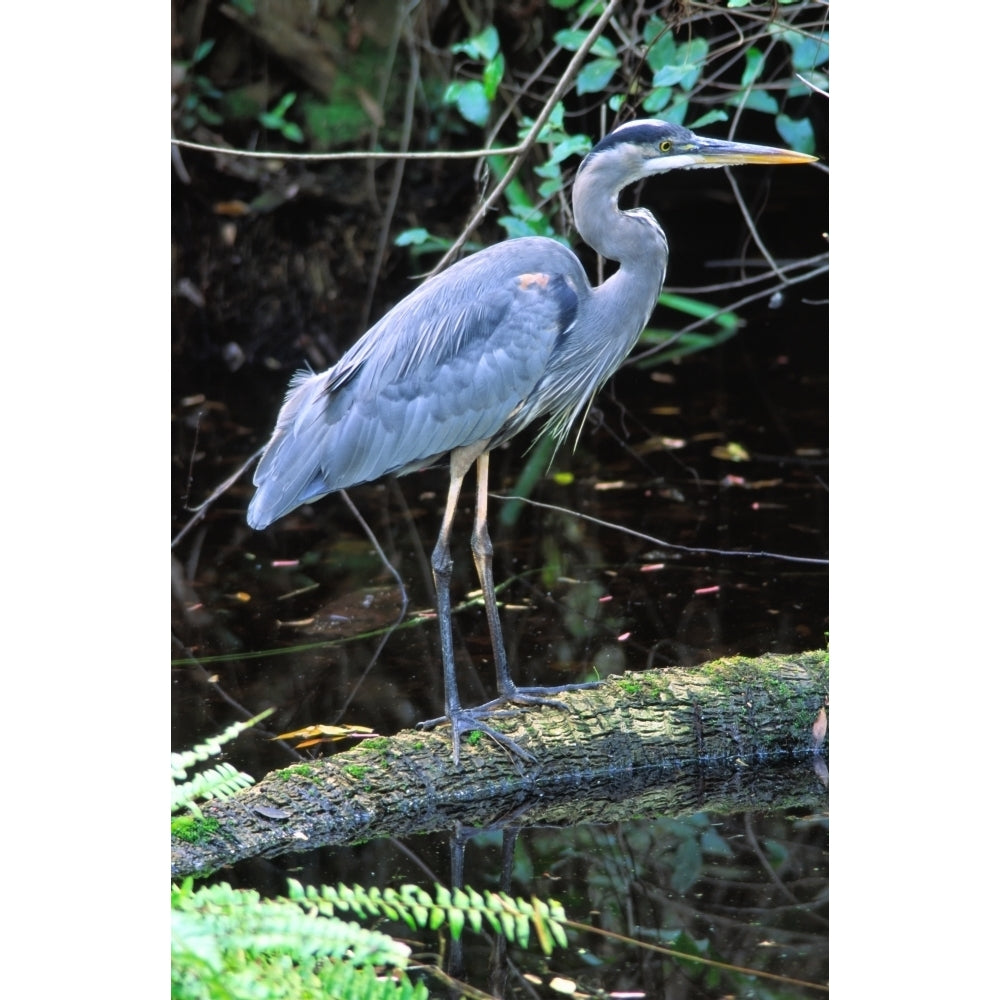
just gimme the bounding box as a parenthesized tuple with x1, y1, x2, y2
(171, 710, 272, 816)
(291, 881, 570, 956)
(171, 710, 273, 778)
(172, 878, 428, 1000)
(171, 761, 256, 816)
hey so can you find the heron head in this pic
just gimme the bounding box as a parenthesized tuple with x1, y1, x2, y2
(583, 118, 817, 185)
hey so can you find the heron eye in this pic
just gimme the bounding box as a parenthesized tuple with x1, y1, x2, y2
(659, 139, 672, 153)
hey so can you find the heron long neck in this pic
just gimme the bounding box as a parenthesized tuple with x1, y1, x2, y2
(572, 159, 668, 343)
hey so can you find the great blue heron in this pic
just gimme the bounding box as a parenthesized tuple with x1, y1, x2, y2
(248, 118, 816, 763)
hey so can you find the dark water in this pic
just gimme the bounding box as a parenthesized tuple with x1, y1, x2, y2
(172, 155, 828, 996)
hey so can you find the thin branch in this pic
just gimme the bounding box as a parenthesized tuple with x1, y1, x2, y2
(169, 138, 524, 161)
(662, 261, 829, 339)
(493, 495, 828, 566)
(563, 917, 828, 993)
(171, 446, 263, 549)
(669, 251, 829, 294)
(627, 259, 829, 365)
(331, 490, 410, 725)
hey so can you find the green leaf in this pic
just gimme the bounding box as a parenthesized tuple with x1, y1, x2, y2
(545, 101, 566, 130)
(687, 107, 728, 129)
(465, 891, 484, 934)
(195, 104, 224, 127)
(482, 53, 505, 99)
(448, 80, 490, 126)
(680, 38, 708, 89)
(651, 62, 686, 87)
(272, 91, 297, 117)
(516, 103, 569, 144)
(495, 168, 531, 209)
(479, 24, 502, 60)
(777, 28, 830, 71)
(537, 178, 563, 199)
(659, 292, 739, 328)
(191, 39, 215, 64)
(480, 898, 503, 936)
(651, 37, 707, 91)
(643, 18, 674, 71)
(547, 134, 592, 164)
(192, 75, 222, 100)
(515, 913, 531, 949)
(775, 113, 816, 155)
(637, 292, 742, 367)
(394, 227, 429, 246)
(555, 30, 617, 59)
(575, 57, 620, 95)
(549, 914, 569, 951)
(499, 214, 548, 240)
(452, 24, 500, 61)
(642, 86, 672, 114)
(788, 68, 829, 98)
(727, 89, 779, 115)
(740, 47, 764, 88)
(663, 97, 690, 125)
(259, 92, 300, 136)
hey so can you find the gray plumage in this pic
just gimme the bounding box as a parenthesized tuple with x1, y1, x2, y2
(247, 118, 815, 762)
(247, 247, 590, 527)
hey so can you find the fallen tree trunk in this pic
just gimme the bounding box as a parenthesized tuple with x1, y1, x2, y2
(172, 650, 829, 879)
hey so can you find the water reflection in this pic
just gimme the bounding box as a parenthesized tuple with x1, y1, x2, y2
(205, 804, 827, 997)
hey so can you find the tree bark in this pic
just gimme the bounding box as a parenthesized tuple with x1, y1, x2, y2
(172, 651, 829, 879)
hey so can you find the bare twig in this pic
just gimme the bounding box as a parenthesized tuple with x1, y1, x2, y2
(493, 495, 828, 566)
(169, 138, 525, 161)
(331, 490, 410, 724)
(171, 446, 263, 549)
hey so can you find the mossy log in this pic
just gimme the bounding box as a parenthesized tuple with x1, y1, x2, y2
(172, 651, 829, 879)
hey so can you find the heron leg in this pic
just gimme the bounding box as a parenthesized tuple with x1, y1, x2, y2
(469, 451, 511, 692)
(429, 465, 465, 724)
(420, 447, 535, 765)
(470, 452, 600, 709)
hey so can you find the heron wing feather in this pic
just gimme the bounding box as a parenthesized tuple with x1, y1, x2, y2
(248, 239, 585, 528)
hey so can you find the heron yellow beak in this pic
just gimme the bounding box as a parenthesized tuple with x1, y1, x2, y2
(689, 136, 818, 166)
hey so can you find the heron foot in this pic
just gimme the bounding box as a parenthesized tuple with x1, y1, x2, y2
(485, 680, 602, 713)
(418, 705, 536, 765)
(419, 681, 601, 764)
